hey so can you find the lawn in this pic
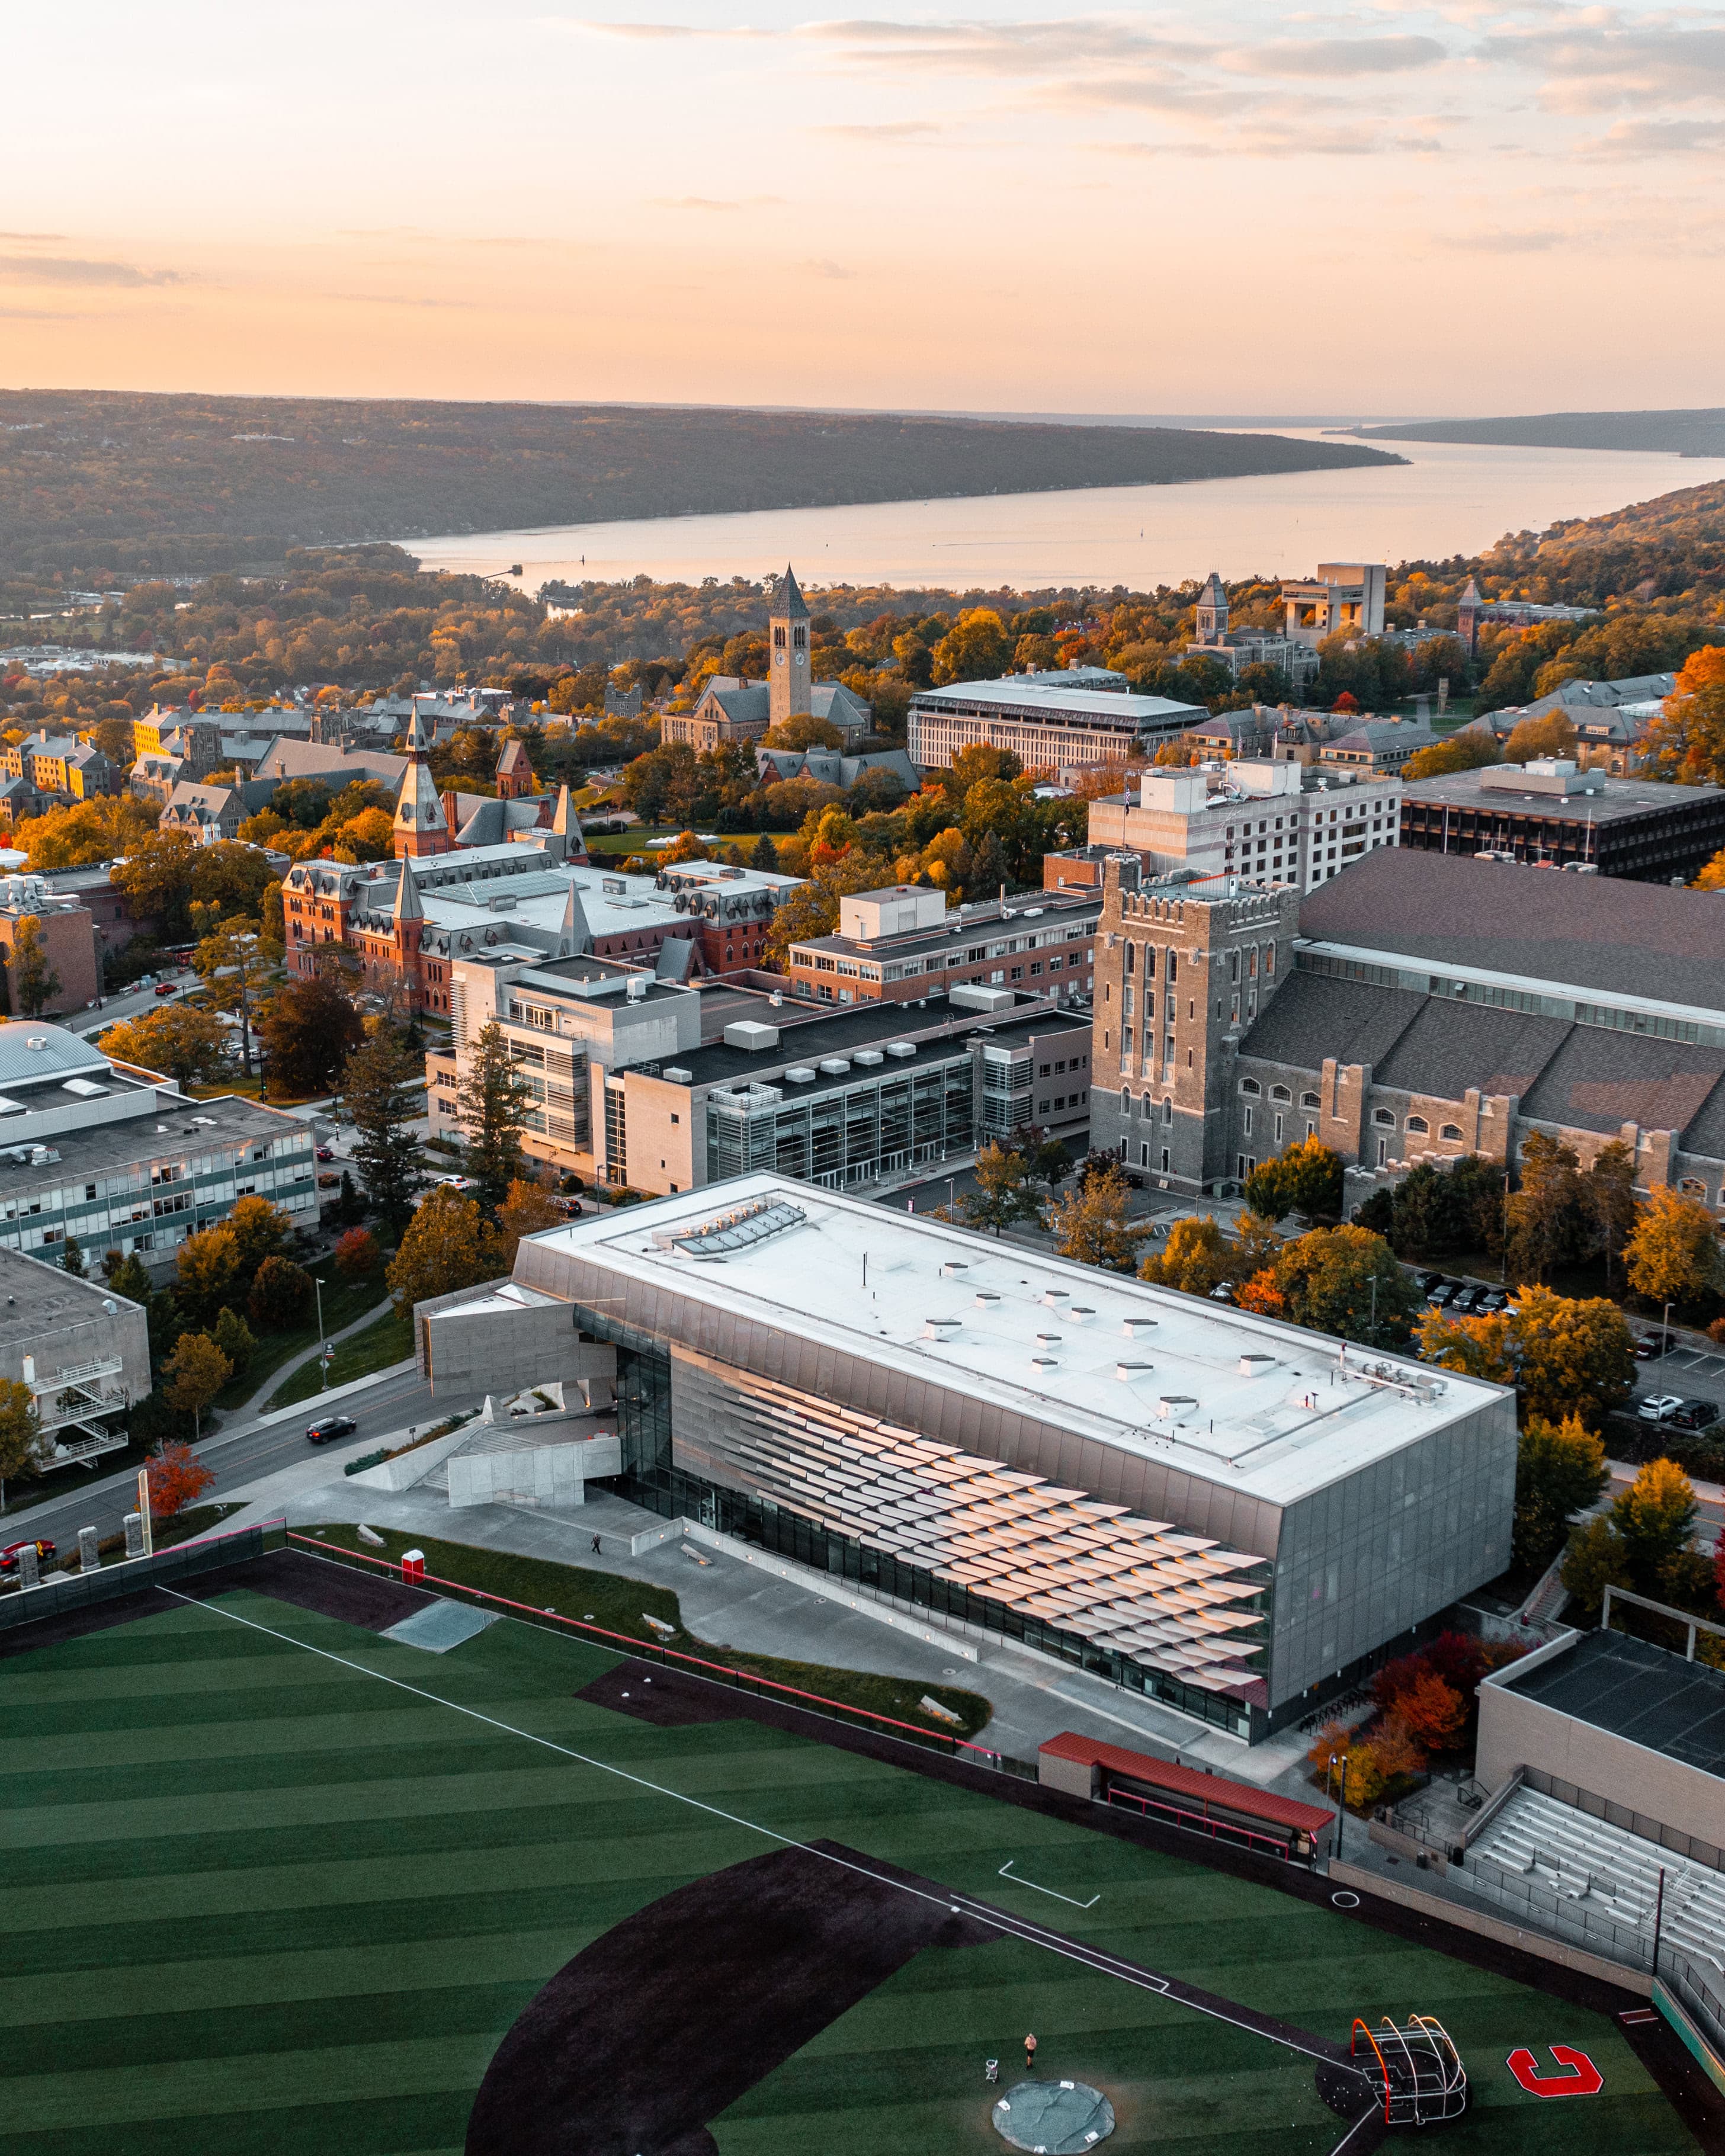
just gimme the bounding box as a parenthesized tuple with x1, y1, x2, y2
(297, 1523, 992, 1736)
(265, 1304, 413, 1410)
(218, 1266, 391, 1411)
(0, 1577, 1691, 2156)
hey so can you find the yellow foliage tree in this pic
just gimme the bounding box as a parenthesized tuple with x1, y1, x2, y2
(1624, 1185, 1722, 1307)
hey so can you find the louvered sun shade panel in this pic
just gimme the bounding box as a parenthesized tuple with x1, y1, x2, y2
(711, 1370, 1269, 1695)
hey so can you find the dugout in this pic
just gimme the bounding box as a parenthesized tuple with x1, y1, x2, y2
(1038, 1732, 1335, 1862)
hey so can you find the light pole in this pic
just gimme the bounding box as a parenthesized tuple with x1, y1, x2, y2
(1663, 1299, 1674, 1354)
(315, 1275, 328, 1390)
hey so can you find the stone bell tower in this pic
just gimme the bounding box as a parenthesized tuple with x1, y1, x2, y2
(768, 564, 812, 730)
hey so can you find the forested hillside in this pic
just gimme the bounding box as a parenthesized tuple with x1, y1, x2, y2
(0, 389, 1400, 591)
(1353, 410, 1725, 459)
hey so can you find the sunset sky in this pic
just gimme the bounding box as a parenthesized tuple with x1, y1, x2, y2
(4, 0, 1721, 413)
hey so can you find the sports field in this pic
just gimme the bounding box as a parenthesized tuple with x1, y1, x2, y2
(0, 1560, 1699, 2156)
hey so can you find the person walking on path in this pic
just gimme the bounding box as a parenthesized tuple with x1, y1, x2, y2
(1024, 2033, 1038, 2073)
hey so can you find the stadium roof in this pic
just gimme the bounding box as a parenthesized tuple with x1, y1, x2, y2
(518, 1174, 1506, 1510)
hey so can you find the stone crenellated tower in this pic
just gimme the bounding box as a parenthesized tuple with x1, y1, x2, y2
(1089, 857, 1301, 1198)
(768, 564, 812, 730)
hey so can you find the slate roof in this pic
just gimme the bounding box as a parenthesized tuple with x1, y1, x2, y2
(1297, 849, 1725, 1010)
(1371, 999, 1572, 1104)
(1518, 1026, 1725, 1141)
(1237, 972, 1423, 1073)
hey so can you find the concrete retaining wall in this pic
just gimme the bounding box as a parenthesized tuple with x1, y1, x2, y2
(345, 1420, 479, 1494)
(447, 1435, 623, 1512)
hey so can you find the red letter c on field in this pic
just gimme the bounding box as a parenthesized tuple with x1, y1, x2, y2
(1507, 2046, 1603, 2097)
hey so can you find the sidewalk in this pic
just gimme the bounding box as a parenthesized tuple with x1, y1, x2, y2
(235, 1297, 396, 1420)
(234, 1461, 1284, 1767)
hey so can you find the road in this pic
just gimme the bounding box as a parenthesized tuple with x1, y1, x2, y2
(7, 1362, 483, 1560)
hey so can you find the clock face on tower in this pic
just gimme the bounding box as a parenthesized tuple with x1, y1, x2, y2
(775, 651, 785, 665)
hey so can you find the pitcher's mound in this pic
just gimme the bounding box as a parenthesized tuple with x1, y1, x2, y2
(993, 2079, 1115, 2152)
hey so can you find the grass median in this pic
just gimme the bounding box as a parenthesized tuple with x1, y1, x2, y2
(267, 1305, 415, 1410)
(299, 1520, 993, 1738)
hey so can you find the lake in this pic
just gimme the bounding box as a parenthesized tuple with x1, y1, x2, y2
(404, 431, 1725, 596)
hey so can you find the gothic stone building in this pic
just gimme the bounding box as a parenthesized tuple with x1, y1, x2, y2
(1092, 846, 1725, 1214)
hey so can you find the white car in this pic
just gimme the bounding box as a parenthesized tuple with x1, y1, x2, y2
(1639, 1394, 1684, 1424)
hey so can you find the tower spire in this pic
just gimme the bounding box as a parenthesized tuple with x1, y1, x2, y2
(393, 710, 453, 858)
(768, 562, 812, 730)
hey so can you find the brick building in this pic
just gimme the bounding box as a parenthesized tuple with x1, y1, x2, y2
(784, 884, 1101, 1007)
(0, 874, 100, 1016)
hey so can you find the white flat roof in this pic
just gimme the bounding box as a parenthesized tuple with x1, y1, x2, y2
(525, 1174, 1505, 1509)
(915, 679, 1201, 720)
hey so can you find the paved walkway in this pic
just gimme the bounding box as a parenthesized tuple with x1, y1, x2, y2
(221, 1455, 1315, 1773)
(234, 1297, 395, 1420)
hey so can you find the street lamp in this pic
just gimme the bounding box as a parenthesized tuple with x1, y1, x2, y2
(314, 1274, 328, 1391)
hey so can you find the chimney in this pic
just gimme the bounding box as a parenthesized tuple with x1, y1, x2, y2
(441, 788, 460, 835)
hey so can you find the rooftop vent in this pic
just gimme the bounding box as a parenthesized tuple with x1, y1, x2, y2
(925, 1316, 961, 1339)
(1122, 1316, 1156, 1337)
(24, 1035, 47, 1051)
(1034, 1331, 1061, 1347)
(884, 1041, 916, 1058)
(974, 1290, 1001, 1308)
(852, 1048, 884, 1067)
(62, 1078, 107, 1098)
(1042, 1288, 1069, 1305)
(941, 1260, 969, 1277)
(723, 1019, 780, 1053)
(1239, 1353, 1276, 1376)
(1067, 1305, 1094, 1323)
(626, 977, 647, 1003)
(785, 1066, 817, 1084)
(817, 1057, 851, 1076)
(1030, 1354, 1059, 1373)
(1117, 1361, 1153, 1381)
(1156, 1394, 1197, 1420)
(663, 1066, 692, 1083)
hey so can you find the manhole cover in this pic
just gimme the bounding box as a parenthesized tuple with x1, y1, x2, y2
(992, 2078, 1115, 2152)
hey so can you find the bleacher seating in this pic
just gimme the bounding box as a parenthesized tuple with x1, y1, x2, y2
(1469, 1785, 1725, 1979)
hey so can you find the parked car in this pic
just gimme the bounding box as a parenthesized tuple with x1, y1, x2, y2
(1638, 1394, 1684, 1424)
(1671, 1400, 1723, 1432)
(1208, 1282, 1234, 1304)
(1410, 1270, 1444, 1296)
(315, 1145, 335, 1163)
(1425, 1281, 1458, 1308)
(0, 1536, 54, 1573)
(305, 1414, 358, 1446)
(153, 980, 179, 997)
(1635, 1333, 1679, 1360)
(316, 1172, 341, 1189)
(1477, 1288, 1511, 1313)
(1451, 1286, 1484, 1315)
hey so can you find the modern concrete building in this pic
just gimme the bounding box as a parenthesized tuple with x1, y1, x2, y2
(908, 678, 1204, 774)
(429, 961, 1087, 1194)
(1185, 573, 1319, 686)
(0, 1245, 150, 1472)
(0, 1021, 317, 1273)
(784, 884, 1101, 1008)
(1281, 563, 1387, 650)
(434, 1179, 1515, 1740)
(1399, 759, 1725, 881)
(1085, 760, 1403, 894)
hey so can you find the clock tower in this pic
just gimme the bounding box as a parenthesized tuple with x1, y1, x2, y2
(767, 564, 812, 730)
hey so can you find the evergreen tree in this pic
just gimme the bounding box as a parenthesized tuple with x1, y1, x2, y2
(59, 1236, 85, 1278)
(344, 1032, 424, 1231)
(750, 832, 780, 872)
(456, 1021, 533, 1215)
(107, 1252, 153, 1310)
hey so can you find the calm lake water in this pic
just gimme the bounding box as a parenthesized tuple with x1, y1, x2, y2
(405, 431, 1725, 595)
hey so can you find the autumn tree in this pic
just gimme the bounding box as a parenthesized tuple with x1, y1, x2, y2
(175, 1227, 241, 1332)
(162, 1332, 230, 1439)
(1243, 1135, 1342, 1224)
(147, 1439, 217, 1517)
(1139, 1215, 1233, 1297)
(191, 917, 275, 1076)
(1514, 1413, 1608, 1574)
(0, 1377, 43, 1504)
(957, 1141, 1043, 1238)
(1614, 1457, 1698, 1593)
(1502, 711, 1579, 763)
(9, 915, 61, 1018)
(387, 1184, 505, 1318)
(333, 1226, 381, 1278)
(344, 1029, 423, 1231)
(1421, 1285, 1634, 1430)
(248, 1254, 314, 1332)
(1402, 732, 1501, 781)
(1270, 1224, 1422, 1345)
(1624, 1186, 1722, 1308)
(1561, 1515, 1634, 1623)
(456, 1021, 534, 1215)
(98, 1005, 230, 1087)
(929, 608, 1012, 686)
(256, 970, 365, 1099)
(496, 1177, 565, 1265)
(1049, 1161, 1139, 1270)
(1642, 644, 1725, 787)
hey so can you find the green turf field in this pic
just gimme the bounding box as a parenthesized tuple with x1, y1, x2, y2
(0, 1581, 1697, 2155)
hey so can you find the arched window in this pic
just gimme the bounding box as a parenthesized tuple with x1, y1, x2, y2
(1270, 1085, 1291, 1103)
(1406, 1116, 1429, 1135)
(1240, 1079, 1261, 1096)
(1373, 1107, 1396, 1127)
(1162, 1097, 1173, 1126)
(1441, 1124, 1463, 1141)
(1301, 1092, 1320, 1111)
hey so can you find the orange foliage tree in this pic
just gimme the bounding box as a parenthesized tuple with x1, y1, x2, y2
(148, 1440, 216, 1518)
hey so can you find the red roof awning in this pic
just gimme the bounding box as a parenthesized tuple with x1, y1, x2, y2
(1038, 1731, 1333, 1834)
